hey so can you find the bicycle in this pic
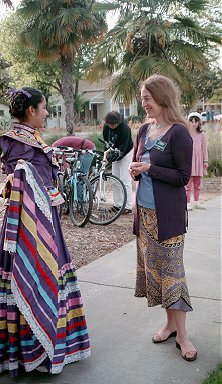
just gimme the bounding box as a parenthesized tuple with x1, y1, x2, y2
(89, 141, 127, 225)
(53, 146, 93, 227)
(53, 146, 73, 217)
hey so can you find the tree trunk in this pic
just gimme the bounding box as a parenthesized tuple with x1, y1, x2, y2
(73, 79, 79, 116)
(61, 55, 75, 135)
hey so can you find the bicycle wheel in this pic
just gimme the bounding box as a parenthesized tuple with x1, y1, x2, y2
(69, 175, 93, 227)
(89, 173, 127, 225)
(57, 173, 69, 217)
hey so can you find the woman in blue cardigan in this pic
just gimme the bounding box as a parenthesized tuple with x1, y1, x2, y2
(129, 75, 197, 362)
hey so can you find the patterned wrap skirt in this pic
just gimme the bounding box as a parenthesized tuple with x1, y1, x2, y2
(135, 206, 192, 312)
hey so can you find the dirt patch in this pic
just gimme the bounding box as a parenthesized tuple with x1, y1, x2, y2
(61, 176, 221, 269)
(61, 212, 135, 269)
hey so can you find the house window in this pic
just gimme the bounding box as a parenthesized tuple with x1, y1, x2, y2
(119, 103, 130, 118)
(125, 105, 130, 117)
(92, 104, 97, 120)
(119, 103, 124, 117)
(80, 106, 86, 120)
(57, 105, 62, 117)
(52, 105, 62, 117)
(0, 110, 4, 116)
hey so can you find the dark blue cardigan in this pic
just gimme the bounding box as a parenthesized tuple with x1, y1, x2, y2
(133, 123, 193, 242)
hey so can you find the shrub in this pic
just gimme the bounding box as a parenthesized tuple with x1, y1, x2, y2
(0, 116, 11, 131)
(88, 132, 104, 151)
(206, 129, 222, 176)
(44, 133, 66, 146)
(125, 115, 140, 123)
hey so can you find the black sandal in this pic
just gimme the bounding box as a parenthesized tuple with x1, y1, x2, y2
(176, 341, 197, 362)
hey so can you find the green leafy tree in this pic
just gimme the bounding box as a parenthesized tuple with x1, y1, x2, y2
(18, 0, 107, 134)
(72, 43, 100, 117)
(0, 14, 62, 97)
(0, 55, 11, 99)
(0, 13, 99, 117)
(189, 68, 222, 103)
(88, 0, 221, 104)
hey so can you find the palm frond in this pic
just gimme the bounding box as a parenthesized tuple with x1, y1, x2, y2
(106, 24, 128, 41)
(130, 56, 159, 81)
(152, 60, 192, 93)
(106, 71, 139, 104)
(173, 17, 221, 45)
(87, 27, 126, 66)
(86, 61, 114, 82)
(18, 0, 43, 17)
(92, 1, 119, 12)
(183, 0, 208, 12)
(45, 10, 95, 45)
(129, 54, 192, 93)
(19, 28, 61, 62)
(18, 1, 107, 61)
(170, 40, 207, 70)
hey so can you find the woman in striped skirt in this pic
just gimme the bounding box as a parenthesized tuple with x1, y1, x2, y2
(0, 87, 91, 376)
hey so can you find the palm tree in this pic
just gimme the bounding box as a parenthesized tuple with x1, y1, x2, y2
(18, 0, 107, 134)
(88, 0, 221, 104)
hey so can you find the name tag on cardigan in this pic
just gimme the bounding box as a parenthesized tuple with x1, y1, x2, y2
(153, 139, 167, 151)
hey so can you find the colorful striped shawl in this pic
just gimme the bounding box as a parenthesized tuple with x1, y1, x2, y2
(2, 123, 51, 153)
(3, 161, 59, 359)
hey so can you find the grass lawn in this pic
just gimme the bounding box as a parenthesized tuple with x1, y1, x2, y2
(202, 363, 222, 383)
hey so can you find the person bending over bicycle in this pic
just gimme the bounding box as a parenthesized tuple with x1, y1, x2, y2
(52, 136, 95, 174)
(103, 111, 133, 214)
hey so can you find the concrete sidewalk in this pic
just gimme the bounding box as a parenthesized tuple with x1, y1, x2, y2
(2, 196, 221, 384)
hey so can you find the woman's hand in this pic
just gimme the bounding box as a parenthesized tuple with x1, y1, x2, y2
(131, 161, 150, 173)
(128, 161, 150, 178)
(0, 173, 14, 200)
(128, 162, 139, 179)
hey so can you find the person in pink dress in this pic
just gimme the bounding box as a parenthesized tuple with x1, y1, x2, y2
(185, 112, 208, 210)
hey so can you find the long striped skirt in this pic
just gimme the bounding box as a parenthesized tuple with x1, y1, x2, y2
(0, 207, 91, 377)
(135, 206, 192, 312)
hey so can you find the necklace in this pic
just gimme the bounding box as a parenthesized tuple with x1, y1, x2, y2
(151, 122, 168, 130)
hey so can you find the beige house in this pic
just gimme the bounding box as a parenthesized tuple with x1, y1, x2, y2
(192, 100, 222, 115)
(48, 77, 138, 129)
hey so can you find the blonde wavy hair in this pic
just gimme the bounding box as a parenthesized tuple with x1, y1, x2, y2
(141, 75, 188, 127)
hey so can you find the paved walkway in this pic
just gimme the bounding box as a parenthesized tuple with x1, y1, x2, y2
(2, 196, 221, 384)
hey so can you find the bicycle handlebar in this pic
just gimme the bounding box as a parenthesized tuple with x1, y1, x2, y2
(98, 137, 115, 149)
(97, 137, 123, 159)
(53, 146, 94, 156)
(52, 146, 74, 154)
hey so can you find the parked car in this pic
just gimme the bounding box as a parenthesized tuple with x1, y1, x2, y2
(213, 114, 222, 121)
(201, 111, 222, 122)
